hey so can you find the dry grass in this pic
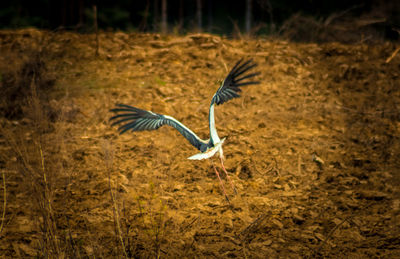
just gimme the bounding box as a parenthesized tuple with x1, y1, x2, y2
(1, 82, 65, 258)
(0, 34, 75, 257)
(0, 29, 399, 257)
(278, 10, 388, 43)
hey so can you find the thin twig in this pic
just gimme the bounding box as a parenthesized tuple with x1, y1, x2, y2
(109, 180, 128, 259)
(315, 201, 375, 255)
(324, 4, 363, 26)
(38, 142, 61, 255)
(104, 141, 128, 259)
(239, 214, 268, 239)
(297, 153, 302, 175)
(385, 46, 400, 64)
(0, 171, 6, 234)
(93, 5, 99, 57)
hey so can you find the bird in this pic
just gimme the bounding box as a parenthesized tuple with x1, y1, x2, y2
(110, 59, 260, 202)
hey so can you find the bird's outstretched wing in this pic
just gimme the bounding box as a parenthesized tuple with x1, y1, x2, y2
(212, 59, 260, 105)
(110, 104, 208, 152)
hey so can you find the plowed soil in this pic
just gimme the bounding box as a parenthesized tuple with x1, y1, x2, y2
(1, 30, 400, 258)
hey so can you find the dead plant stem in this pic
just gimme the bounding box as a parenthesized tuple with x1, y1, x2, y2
(93, 5, 99, 56)
(109, 180, 128, 259)
(38, 141, 61, 256)
(0, 171, 6, 234)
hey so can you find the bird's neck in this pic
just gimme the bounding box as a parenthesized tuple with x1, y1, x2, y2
(208, 99, 221, 145)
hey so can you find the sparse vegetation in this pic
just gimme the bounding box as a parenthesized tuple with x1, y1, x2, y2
(0, 29, 399, 257)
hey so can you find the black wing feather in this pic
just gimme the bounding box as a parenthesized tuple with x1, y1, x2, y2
(213, 59, 260, 105)
(110, 104, 207, 152)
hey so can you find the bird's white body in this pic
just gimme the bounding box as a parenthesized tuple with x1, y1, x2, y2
(188, 138, 225, 160)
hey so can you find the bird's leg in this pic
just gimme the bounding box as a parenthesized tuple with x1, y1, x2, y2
(220, 156, 238, 194)
(212, 160, 230, 203)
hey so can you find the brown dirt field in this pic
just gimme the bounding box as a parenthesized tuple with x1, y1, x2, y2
(1, 29, 400, 258)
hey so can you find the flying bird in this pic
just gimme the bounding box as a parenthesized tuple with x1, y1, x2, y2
(110, 59, 260, 202)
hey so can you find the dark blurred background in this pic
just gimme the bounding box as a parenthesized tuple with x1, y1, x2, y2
(0, 0, 399, 42)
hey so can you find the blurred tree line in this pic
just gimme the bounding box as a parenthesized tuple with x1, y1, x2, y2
(0, 0, 398, 40)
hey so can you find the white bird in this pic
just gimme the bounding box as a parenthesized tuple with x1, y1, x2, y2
(110, 59, 260, 202)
